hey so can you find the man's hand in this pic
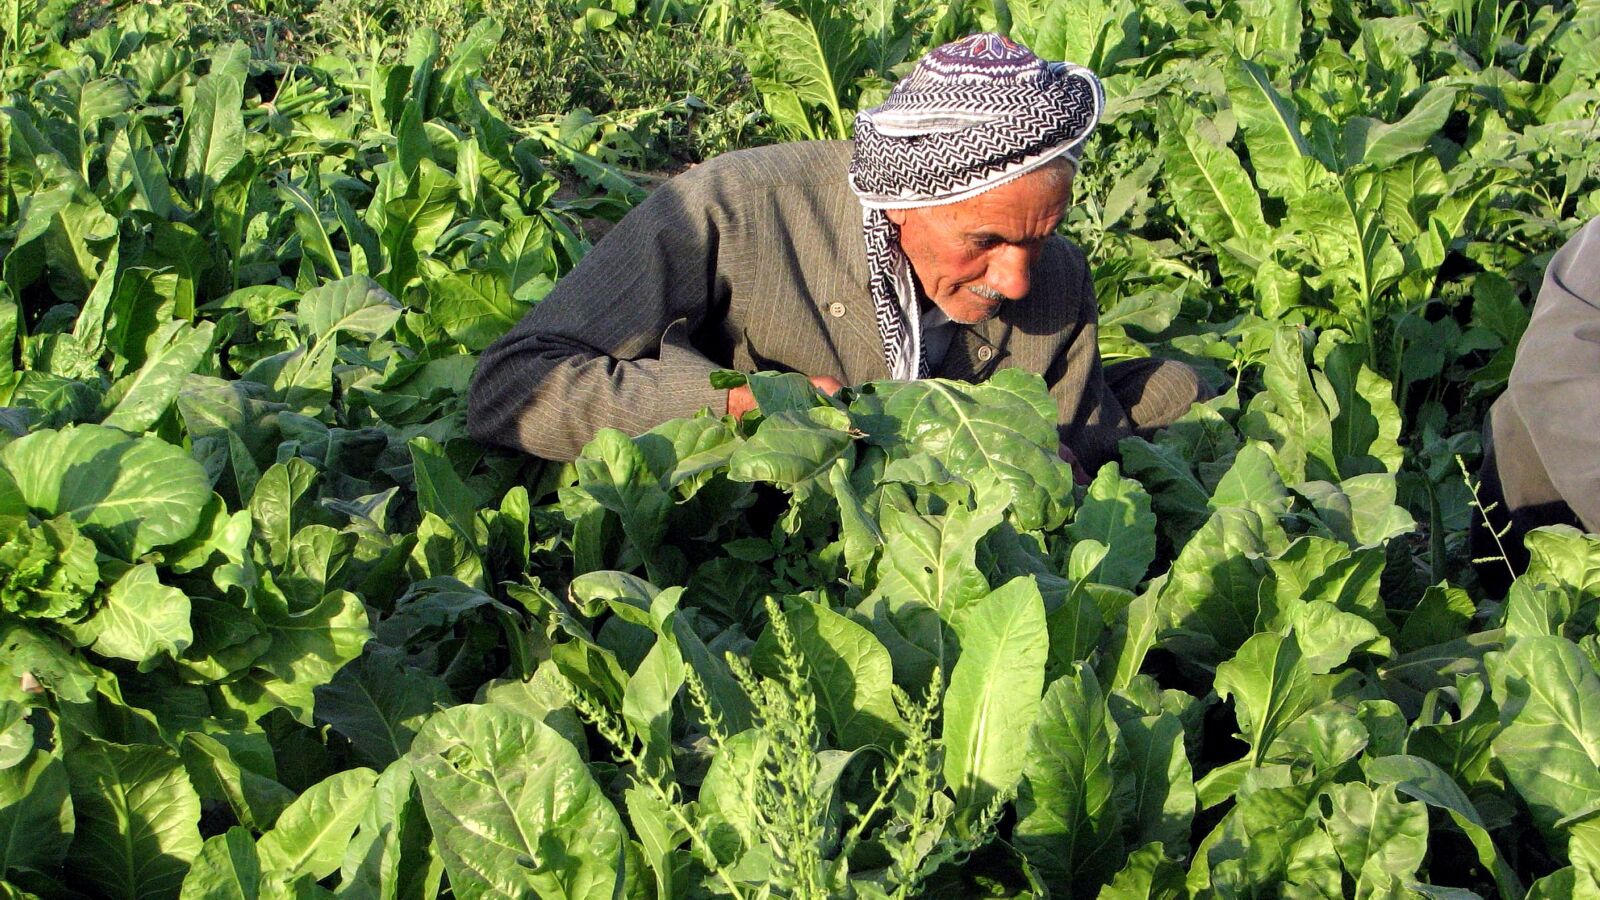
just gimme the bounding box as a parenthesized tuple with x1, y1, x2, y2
(727, 375, 844, 419)
(1059, 441, 1091, 485)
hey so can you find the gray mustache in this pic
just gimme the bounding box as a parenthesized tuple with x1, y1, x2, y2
(969, 285, 1014, 303)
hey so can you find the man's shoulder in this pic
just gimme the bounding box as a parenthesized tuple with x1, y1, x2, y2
(676, 141, 855, 194)
(1037, 234, 1090, 284)
(996, 235, 1093, 342)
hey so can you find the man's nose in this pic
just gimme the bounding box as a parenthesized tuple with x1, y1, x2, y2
(987, 245, 1034, 300)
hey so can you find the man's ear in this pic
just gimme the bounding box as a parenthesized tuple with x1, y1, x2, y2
(885, 207, 910, 226)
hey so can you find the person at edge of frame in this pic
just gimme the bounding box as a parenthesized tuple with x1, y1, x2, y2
(1473, 216, 1600, 595)
(466, 32, 1210, 484)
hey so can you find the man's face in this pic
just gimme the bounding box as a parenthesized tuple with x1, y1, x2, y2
(887, 165, 1074, 325)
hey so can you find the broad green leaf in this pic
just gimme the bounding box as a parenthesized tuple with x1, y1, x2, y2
(1215, 631, 1322, 765)
(408, 436, 483, 547)
(728, 408, 855, 491)
(1287, 600, 1385, 674)
(411, 704, 627, 900)
(297, 275, 401, 344)
(0, 425, 209, 559)
(179, 828, 261, 900)
(759, 598, 904, 750)
(625, 786, 684, 900)
(1210, 441, 1291, 518)
(439, 17, 505, 105)
(1342, 86, 1456, 170)
(0, 623, 97, 704)
(69, 240, 120, 364)
(1518, 528, 1600, 637)
(867, 485, 1004, 676)
(1156, 507, 1275, 666)
(746, 370, 826, 416)
(423, 269, 528, 352)
(314, 647, 450, 769)
(743, 1, 862, 140)
(249, 459, 320, 567)
(226, 589, 372, 725)
(1505, 579, 1574, 641)
(1015, 664, 1122, 894)
(1226, 55, 1322, 199)
(1104, 578, 1165, 693)
(0, 748, 71, 875)
(671, 616, 755, 735)
(0, 514, 98, 622)
(371, 159, 459, 294)
(482, 216, 554, 299)
(1158, 106, 1270, 271)
(338, 758, 442, 900)
(1296, 474, 1414, 547)
(1287, 180, 1405, 348)
(1489, 636, 1600, 858)
(107, 124, 173, 218)
(258, 768, 378, 881)
(575, 429, 673, 583)
(943, 576, 1049, 814)
(1272, 706, 1371, 776)
(0, 702, 28, 769)
(1399, 584, 1476, 652)
(1198, 777, 1325, 893)
(175, 44, 246, 202)
(830, 459, 884, 584)
(1364, 755, 1524, 900)
(102, 320, 216, 434)
(1245, 327, 1339, 483)
(1045, 583, 1105, 681)
(1317, 783, 1427, 893)
(621, 596, 685, 774)
(179, 732, 294, 833)
(282, 179, 343, 279)
(1322, 342, 1403, 476)
(1117, 438, 1211, 543)
(852, 371, 1076, 531)
(481, 665, 589, 755)
(1066, 462, 1156, 590)
(1406, 673, 1502, 796)
(1113, 712, 1195, 855)
(66, 738, 203, 900)
(1098, 842, 1184, 900)
(1010, 0, 1140, 72)
(71, 563, 191, 668)
(1527, 867, 1600, 900)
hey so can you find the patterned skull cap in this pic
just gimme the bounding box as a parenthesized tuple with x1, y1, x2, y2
(850, 32, 1105, 209)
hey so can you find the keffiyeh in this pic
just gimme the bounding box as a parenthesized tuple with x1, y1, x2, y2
(849, 33, 1105, 379)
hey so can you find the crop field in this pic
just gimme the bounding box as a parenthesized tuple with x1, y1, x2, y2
(1, 0, 1599, 896)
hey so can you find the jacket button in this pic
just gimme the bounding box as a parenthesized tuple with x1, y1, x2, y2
(828, 302, 846, 318)
(977, 346, 994, 362)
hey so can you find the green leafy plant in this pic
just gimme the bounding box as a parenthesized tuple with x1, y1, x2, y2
(2, 0, 1599, 897)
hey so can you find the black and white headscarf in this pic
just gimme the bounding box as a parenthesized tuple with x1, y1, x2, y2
(849, 33, 1105, 379)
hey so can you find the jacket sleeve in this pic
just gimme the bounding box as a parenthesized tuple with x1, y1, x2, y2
(1500, 218, 1600, 533)
(467, 171, 733, 461)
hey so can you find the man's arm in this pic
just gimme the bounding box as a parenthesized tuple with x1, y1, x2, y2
(467, 172, 734, 461)
(1501, 218, 1600, 532)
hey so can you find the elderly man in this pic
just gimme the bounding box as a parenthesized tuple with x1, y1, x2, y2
(468, 34, 1205, 469)
(1475, 216, 1600, 585)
